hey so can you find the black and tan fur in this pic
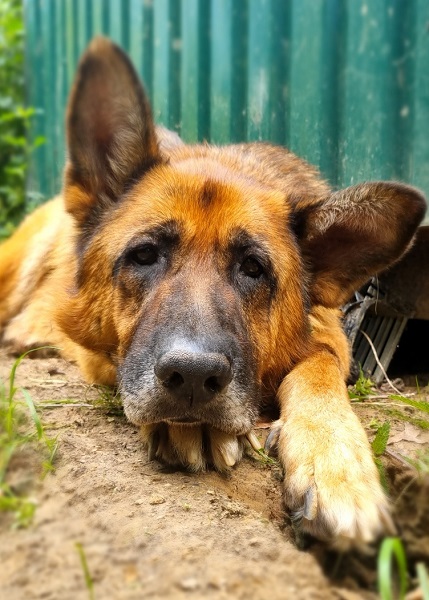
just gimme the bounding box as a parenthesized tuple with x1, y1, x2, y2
(0, 38, 426, 549)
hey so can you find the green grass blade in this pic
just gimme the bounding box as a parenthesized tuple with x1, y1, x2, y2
(417, 563, 429, 600)
(8, 356, 20, 404)
(390, 395, 429, 414)
(8, 347, 59, 402)
(255, 447, 278, 466)
(383, 408, 429, 430)
(0, 484, 36, 528)
(5, 393, 16, 438)
(378, 537, 408, 600)
(75, 543, 95, 600)
(21, 388, 43, 440)
(8, 351, 35, 401)
(42, 435, 59, 476)
(0, 440, 19, 484)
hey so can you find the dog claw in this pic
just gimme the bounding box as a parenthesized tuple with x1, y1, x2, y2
(208, 430, 244, 470)
(264, 426, 280, 456)
(222, 453, 237, 467)
(219, 441, 239, 467)
(288, 485, 318, 524)
(246, 430, 262, 452)
(303, 485, 318, 521)
(147, 430, 159, 461)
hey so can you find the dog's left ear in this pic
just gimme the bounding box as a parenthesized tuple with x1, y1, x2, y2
(64, 37, 160, 225)
(293, 182, 426, 307)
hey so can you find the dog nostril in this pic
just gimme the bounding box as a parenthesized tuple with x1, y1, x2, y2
(164, 371, 184, 389)
(204, 376, 222, 394)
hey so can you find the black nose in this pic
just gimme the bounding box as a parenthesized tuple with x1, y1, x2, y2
(154, 350, 233, 404)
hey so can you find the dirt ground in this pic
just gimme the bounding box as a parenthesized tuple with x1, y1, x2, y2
(1, 347, 428, 600)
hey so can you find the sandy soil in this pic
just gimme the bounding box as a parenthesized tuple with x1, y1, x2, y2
(1, 347, 428, 600)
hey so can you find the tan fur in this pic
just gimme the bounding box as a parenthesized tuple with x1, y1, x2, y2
(0, 37, 426, 549)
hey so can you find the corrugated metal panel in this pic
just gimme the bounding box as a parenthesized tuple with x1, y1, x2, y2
(24, 0, 429, 221)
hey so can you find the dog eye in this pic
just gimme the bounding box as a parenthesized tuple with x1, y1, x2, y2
(129, 244, 158, 266)
(240, 256, 264, 278)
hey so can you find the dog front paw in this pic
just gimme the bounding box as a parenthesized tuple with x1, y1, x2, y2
(267, 416, 395, 550)
(141, 423, 248, 472)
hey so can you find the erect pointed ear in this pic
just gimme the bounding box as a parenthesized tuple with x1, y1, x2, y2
(293, 182, 426, 307)
(64, 37, 160, 226)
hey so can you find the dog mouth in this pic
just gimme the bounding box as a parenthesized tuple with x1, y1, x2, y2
(119, 363, 261, 435)
(164, 417, 202, 426)
(121, 386, 260, 435)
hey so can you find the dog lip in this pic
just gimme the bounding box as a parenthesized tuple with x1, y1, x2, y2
(164, 417, 202, 425)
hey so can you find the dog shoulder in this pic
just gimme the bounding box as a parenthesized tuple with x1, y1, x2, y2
(0, 195, 73, 335)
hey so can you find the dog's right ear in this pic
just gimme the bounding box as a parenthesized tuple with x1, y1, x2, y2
(64, 37, 160, 226)
(292, 181, 426, 307)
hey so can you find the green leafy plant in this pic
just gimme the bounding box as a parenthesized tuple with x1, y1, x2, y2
(0, 351, 57, 527)
(371, 421, 390, 490)
(348, 368, 376, 400)
(0, 0, 44, 240)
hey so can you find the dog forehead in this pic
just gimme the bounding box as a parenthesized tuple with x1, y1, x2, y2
(114, 161, 291, 243)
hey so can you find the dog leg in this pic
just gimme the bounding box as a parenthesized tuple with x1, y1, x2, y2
(266, 348, 395, 550)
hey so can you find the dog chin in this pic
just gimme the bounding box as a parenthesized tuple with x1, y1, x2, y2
(121, 395, 255, 435)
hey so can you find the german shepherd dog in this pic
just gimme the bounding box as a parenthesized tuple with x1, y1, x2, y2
(0, 38, 425, 549)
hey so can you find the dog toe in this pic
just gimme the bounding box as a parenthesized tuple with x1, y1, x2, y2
(147, 427, 160, 461)
(208, 429, 244, 470)
(141, 423, 246, 472)
(276, 416, 395, 550)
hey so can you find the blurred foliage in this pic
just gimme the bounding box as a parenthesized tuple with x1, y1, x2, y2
(0, 0, 44, 241)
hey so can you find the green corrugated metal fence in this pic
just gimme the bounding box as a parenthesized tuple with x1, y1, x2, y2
(24, 0, 429, 221)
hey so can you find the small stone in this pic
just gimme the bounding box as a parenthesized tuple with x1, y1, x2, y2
(178, 577, 200, 591)
(249, 537, 260, 547)
(149, 495, 166, 505)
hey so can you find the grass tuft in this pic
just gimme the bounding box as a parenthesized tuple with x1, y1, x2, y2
(0, 350, 58, 526)
(254, 447, 279, 467)
(348, 368, 376, 400)
(91, 385, 123, 417)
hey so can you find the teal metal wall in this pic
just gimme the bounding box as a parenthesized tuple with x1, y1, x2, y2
(24, 0, 429, 220)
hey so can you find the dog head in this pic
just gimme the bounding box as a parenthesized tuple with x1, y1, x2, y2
(59, 38, 426, 433)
